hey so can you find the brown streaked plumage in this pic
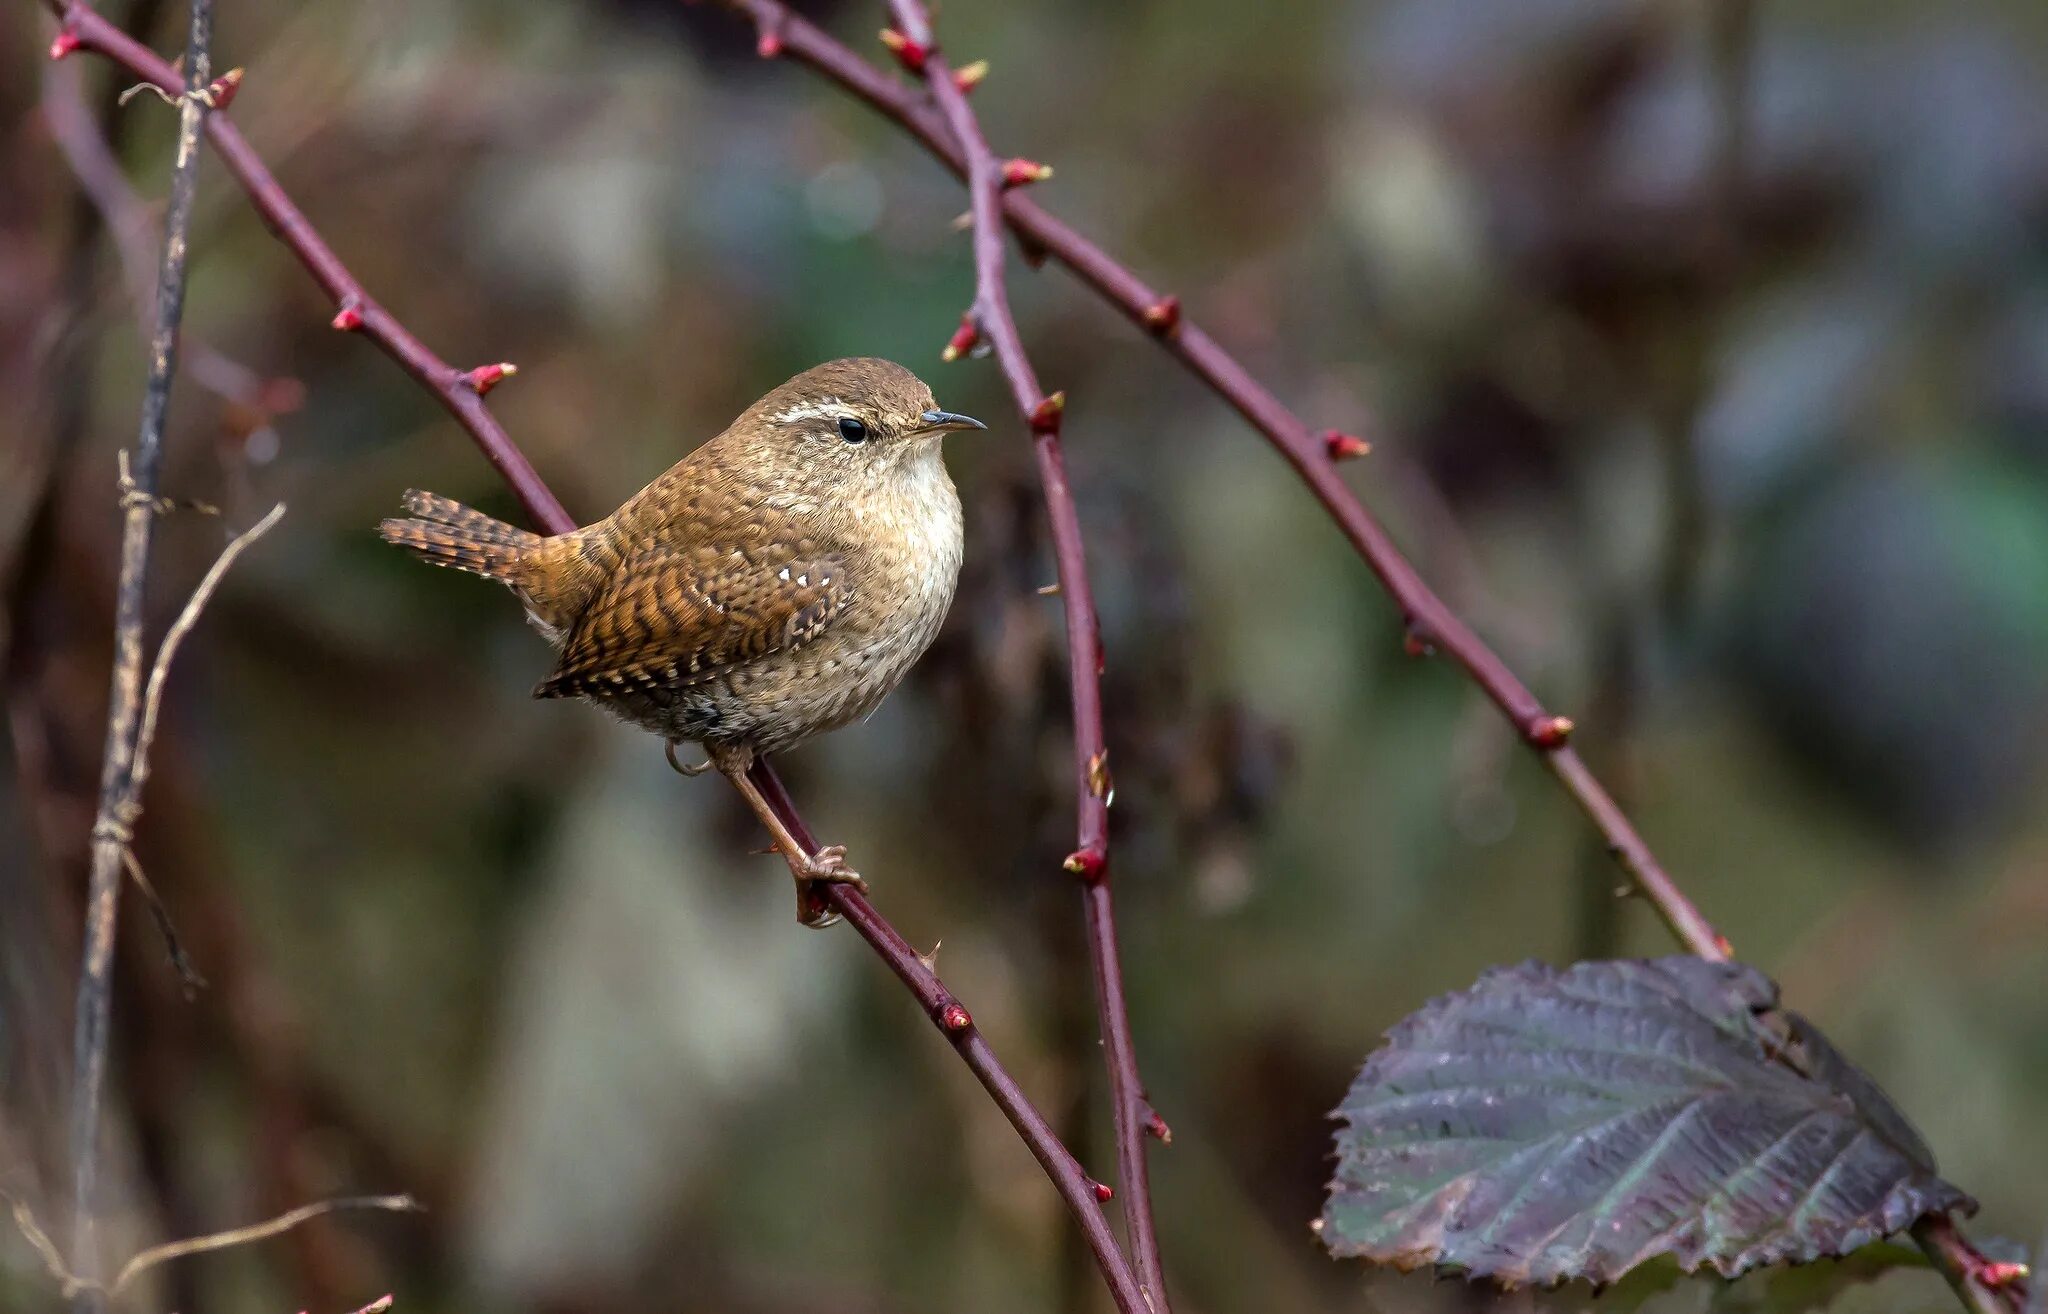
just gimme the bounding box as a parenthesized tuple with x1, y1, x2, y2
(378, 358, 984, 925)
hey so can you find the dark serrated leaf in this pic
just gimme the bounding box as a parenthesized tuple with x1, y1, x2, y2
(1320, 958, 1972, 1287)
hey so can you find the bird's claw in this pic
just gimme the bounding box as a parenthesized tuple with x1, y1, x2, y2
(665, 740, 713, 777)
(793, 845, 865, 929)
(800, 844, 867, 890)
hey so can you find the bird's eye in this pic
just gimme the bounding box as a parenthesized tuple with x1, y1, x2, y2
(838, 417, 869, 444)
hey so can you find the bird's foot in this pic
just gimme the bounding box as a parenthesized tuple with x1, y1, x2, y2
(665, 740, 713, 777)
(792, 844, 866, 929)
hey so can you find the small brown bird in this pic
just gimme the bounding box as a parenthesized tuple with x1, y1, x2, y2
(379, 358, 984, 924)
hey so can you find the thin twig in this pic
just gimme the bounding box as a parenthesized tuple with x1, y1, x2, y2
(6, 1189, 75, 1295)
(698, 4, 2022, 1309)
(7, 1184, 416, 1300)
(885, 3, 1170, 1308)
(131, 502, 286, 794)
(108, 1194, 418, 1296)
(68, 0, 216, 1305)
(118, 847, 204, 996)
(106, 501, 284, 998)
(45, 5, 1147, 1304)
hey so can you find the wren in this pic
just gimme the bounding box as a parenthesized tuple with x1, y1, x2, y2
(378, 358, 984, 925)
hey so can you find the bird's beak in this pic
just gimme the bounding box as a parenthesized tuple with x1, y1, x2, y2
(918, 409, 987, 434)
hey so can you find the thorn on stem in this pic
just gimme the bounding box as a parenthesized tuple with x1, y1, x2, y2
(1063, 848, 1106, 883)
(1036, 582, 1061, 596)
(1141, 295, 1181, 336)
(50, 28, 82, 60)
(941, 314, 980, 363)
(938, 1001, 972, 1032)
(1001, 157, 1054, 188)
(1527, 715, 1574, 749)
(878, 28, 929, 73)
(331, 300, 364, 332)
(1324, 429, 1372, 461)
(917, 940, 943, 972)
(1028, 391, 1065, 434)
(953, 59, 989, 93)
(463, 362, 517, 396)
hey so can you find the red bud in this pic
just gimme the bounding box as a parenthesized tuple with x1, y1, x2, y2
(1091, 1179, 1115, 1203)
(463, 362, 517, 395)
(1145, 1111, 1174, 1144)
(1324, 429, 1372, 461)
(1028, 391, 1065, 434)
(756, 29, 783, 59)
(203, 68, 243, 110)
(1528, 715, 1574, 749)
(1063, 848, 1106, 883)
(1001, 157, 1054, 188)
(49, 29, 81, 60)
(1141, 296, 1181, 336)
(939, 1002, 972, 1032)
(878, 28, 929, 73)
(1713, 934, 1735, 959)
(1402, 628, 1435, 658)
(1980, 1261, 2028, 1288)
(953, 60, 989, 93)
(941, 314, 980, 363)
(330, 302, 364, 332)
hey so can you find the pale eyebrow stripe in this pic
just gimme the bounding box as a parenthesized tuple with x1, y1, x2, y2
(768, 397, 855, 425)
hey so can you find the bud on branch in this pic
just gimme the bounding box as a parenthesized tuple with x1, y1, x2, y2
(1002, 157, 1054, 189)
(1323, 430, 1371, 461)
(941, 314, 980, 363)
(462, 362, 517, 396)
(1028, 391, 1065, 434)
(878, 27, 929, 73)
(1064, 848, 1107, 883)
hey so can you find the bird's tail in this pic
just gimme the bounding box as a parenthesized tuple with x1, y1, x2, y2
(377, 489, 543, 582)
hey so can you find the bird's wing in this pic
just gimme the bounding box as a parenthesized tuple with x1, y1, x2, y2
(535, 543, 852, 700)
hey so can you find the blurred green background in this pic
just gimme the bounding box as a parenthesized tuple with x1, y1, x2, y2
(3, 1, 2047, 1311)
